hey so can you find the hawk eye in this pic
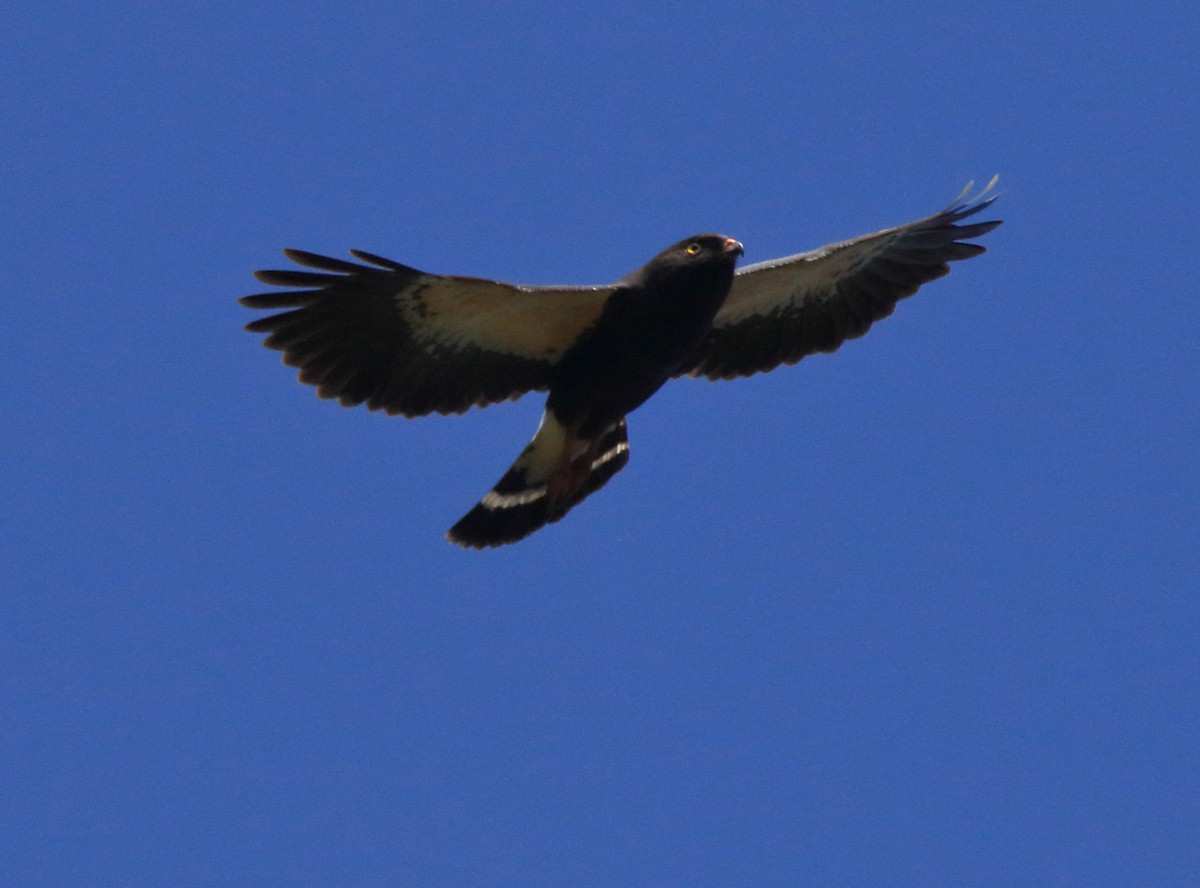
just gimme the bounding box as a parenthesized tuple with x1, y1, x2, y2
(685, 242, 702, 255)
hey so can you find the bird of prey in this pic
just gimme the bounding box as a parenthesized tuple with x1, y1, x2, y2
(241, 178, 1001, 548)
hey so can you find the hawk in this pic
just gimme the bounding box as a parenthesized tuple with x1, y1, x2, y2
(241, 179, 1002, 548)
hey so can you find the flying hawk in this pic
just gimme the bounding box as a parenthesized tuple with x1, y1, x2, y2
(241, 178, 1001, 548)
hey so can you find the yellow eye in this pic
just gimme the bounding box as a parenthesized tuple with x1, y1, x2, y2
(685, 242, 702, 255)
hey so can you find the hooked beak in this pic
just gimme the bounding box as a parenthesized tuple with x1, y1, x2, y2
(723, 237, 744, 257)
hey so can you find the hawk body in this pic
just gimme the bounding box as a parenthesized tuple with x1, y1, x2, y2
(241, 179, 1002, 548)
(451, 233, 743, 547)
(548, 234, 743, 439)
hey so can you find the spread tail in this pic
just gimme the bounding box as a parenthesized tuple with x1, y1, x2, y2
(447, 411, 630, 549)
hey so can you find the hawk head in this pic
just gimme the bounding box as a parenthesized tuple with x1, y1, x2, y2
(622, 233, 744, 292)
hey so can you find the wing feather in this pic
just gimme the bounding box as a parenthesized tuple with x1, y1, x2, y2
(681, 178, 1002, 380)
(241, 250, 613, 416)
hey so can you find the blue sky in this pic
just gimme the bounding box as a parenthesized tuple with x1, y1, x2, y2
(4, 2, 1198, 885)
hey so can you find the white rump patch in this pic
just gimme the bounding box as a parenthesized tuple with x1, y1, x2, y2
(516, 410, 568, 484)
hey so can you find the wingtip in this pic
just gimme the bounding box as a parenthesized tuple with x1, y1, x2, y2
(951, 174, 1002, 211)
(348, 248, 420, 273)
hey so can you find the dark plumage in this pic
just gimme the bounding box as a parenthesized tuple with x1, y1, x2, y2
(241, 179, 1002, 547)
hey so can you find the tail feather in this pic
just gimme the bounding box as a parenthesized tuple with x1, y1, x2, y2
(447, 413, 630, 549)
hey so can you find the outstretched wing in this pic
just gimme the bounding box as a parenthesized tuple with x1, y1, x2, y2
(680, 178, 1003, 381)
(240, 249, 613, 417)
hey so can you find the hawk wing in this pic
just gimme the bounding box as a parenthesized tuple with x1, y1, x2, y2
(679, 178, 1002, 381)
(240, 249, 614, 416)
